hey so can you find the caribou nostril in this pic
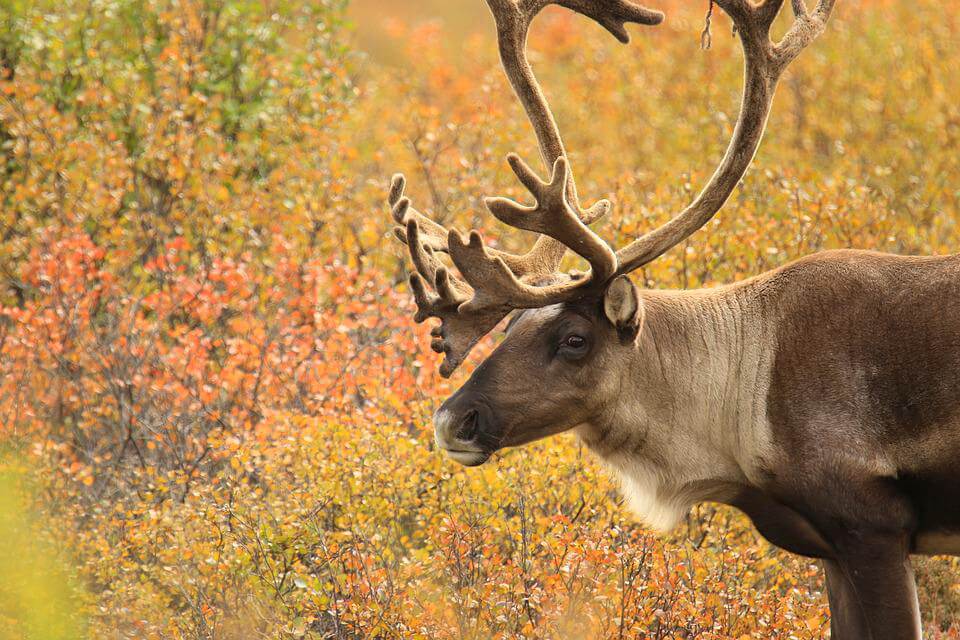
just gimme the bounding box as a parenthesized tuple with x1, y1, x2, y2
(455, 409, 480, 442)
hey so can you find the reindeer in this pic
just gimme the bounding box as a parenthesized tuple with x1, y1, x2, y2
(386, 0, 959, 637)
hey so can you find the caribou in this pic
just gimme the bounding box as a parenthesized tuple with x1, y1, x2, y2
(386, 0, 959, 637)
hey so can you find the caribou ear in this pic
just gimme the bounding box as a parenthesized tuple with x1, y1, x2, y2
(603, 275, 644, 343)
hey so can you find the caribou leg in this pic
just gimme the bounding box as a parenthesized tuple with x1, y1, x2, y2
(823, 558, 870, 639)
(823, 533, 922, 640)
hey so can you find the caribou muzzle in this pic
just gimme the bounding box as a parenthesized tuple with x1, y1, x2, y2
(433, 400, 501, 466)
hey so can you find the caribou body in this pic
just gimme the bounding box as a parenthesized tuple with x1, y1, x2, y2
(387, 0, 957, 637)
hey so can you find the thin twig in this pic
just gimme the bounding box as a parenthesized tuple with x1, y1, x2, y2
(701, 0, 715, 50)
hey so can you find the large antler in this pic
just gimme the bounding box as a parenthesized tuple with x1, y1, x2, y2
(390, 0, 836, 377)
(391, 0, 662, 376)
(392, 0, 659, 277)
(613, 0, 837, 273)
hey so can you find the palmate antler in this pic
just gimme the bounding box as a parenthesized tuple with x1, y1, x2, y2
(390, 0, 837, 377)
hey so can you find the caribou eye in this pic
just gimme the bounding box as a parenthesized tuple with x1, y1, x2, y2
(557, 333, 589, 361)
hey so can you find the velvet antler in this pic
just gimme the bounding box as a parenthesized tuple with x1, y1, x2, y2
(389, 0, 837, 376)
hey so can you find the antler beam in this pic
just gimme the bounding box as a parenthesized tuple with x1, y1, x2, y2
(613, 0, 838, 273)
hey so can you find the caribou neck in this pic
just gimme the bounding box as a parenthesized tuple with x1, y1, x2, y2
(578, 284, 773, 530)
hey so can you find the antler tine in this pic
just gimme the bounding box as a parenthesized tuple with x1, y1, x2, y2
(444, 156, 617, 311)
(552, 0, 665, 42)
(404, 218, 472, 301)
(388, 174, 531, 378)
(485, 156, 616, 285)
(389, 174, 449, 253)
(405, 218, 500, 378)
(392, 184, 557, 378)
(408, 265, 503, 378)
(390, 172, 553, 278)
(613, 0, 837, 275)
(776, 0, 837, 71)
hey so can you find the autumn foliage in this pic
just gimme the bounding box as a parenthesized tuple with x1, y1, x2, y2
(0, 0, 958, 638)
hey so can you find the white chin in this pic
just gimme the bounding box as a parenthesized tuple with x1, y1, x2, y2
(445, 450, 490, 467)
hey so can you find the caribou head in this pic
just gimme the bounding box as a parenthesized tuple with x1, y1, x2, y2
(388, 0, 836, 466)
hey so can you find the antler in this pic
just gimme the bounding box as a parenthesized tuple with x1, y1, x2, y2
(391, 0, 658, 275)
(391, 0, 661, 376)
(390, 0, 836, 376)
(613, 0, 838, 273)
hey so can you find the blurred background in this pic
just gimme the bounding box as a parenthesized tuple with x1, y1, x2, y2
(1, 0, 959, 638)
(351, 0, 489, 50)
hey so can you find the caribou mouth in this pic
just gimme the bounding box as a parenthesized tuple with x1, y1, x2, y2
(444, 449, 492, 467)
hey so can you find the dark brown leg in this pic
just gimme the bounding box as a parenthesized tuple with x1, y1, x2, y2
(823, 559, 869, 639)
(774, 471, 923, 639)
(824, 536, 921, 640)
